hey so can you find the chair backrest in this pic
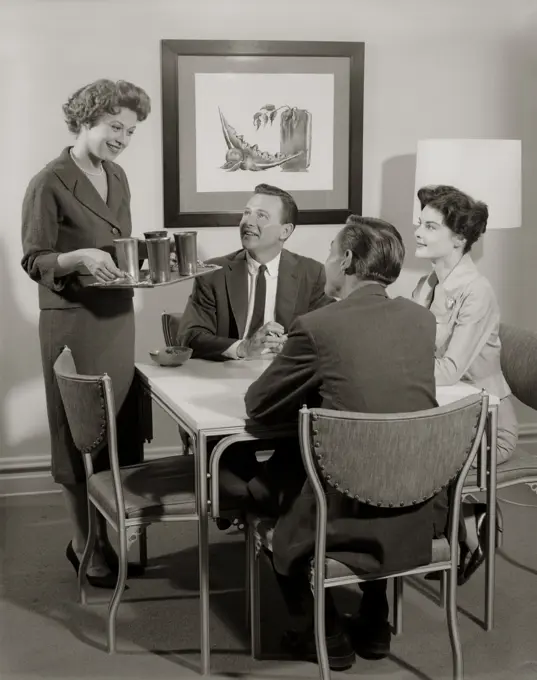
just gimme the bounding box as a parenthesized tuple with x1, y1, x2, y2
(53, 347, 119, 485)
(499, 323, 537, 411)
(299, 394, 488, 508)
(161, 311, 184, 347)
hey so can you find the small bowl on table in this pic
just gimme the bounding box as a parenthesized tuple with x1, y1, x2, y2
(149, 346, 193, 367)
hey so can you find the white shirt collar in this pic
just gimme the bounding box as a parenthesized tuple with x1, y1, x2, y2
(245, 250, 281, 278)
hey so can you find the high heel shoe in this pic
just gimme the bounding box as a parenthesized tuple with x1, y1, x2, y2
(65, 542, 127, 590)
(458, 502, 503, 586)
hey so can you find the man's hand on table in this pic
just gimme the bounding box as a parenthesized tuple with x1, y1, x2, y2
(237, 321, 287, 359)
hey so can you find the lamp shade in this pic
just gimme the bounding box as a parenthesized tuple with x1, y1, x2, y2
(413, 139, 522, 230)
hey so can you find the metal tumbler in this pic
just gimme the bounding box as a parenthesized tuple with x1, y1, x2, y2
(146, 236, 171, 283)
(174, 231, 198, 276)
(113, 238, 140, 281)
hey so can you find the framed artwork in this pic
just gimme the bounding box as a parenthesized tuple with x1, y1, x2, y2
(161, 40, 364, 227)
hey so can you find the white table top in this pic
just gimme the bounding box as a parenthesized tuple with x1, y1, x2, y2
(136, 358, 498, 434)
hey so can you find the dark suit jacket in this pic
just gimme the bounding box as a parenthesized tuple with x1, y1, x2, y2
(245, 283, 441, 577)
(179, 248, 333, 360)
(21, 146, 133, 309)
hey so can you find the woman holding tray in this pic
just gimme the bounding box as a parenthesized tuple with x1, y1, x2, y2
(21, 79, 151, 587)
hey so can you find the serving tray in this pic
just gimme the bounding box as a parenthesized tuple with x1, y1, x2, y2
(89, 263, 221, 289)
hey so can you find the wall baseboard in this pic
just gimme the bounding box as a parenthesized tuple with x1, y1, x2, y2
(1, 427, 537, 497)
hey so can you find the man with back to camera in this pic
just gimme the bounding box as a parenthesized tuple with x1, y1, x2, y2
(244, 216, 442, 669)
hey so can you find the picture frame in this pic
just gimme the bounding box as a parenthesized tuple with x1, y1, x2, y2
(161, 40, 364, 227)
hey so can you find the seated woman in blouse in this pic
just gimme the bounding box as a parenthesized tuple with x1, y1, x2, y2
(413, 184, 518, 582)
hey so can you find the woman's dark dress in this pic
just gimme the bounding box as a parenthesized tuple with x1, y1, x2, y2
(21, 147, 143, 483)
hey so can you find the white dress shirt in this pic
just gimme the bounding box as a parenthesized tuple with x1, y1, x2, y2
(223, 251, 281, 359)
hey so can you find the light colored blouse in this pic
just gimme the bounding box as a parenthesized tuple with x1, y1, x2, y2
(412, 253, 511, 400)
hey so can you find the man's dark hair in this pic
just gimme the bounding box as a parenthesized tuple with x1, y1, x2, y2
(417, 184, 488, 253)
(254, 183, 298, 226)
(339, 215, 405, 285)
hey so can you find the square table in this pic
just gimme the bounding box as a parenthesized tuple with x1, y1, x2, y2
(136, 358, 499, 672)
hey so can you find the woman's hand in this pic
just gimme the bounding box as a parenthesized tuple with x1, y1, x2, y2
(77, 248, 126, 282)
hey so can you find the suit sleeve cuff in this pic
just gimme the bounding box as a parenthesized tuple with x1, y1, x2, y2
(222, 340, 242, 360)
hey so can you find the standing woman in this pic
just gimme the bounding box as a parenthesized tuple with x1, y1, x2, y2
(21, 79, 151, 587)
(413, 184, 518, 582)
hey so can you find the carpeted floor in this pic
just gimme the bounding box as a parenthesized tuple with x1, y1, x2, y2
(1, 483, 536, 680)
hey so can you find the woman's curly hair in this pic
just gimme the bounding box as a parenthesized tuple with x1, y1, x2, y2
(62, 79, 151, 134)
(417, 184, 489, 253)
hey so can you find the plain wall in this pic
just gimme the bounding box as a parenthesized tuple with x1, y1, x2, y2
(1, 0, 536, 466)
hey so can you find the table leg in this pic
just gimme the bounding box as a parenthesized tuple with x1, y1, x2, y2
(484, 406, 498, 631)
(137, 375, 212, 671)
(197, 432, 211, 675)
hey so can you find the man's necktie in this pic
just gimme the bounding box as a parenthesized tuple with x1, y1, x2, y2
(247, 264, 267, 338)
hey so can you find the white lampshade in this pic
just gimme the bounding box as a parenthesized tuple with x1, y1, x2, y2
(413, 139, 522, 230)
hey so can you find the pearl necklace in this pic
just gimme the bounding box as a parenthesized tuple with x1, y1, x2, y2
(70, 149, 104, 176)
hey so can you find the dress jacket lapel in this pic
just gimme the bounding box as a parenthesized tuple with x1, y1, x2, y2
(275, 250, 299, 329)
(52, 147, 124, 233)
(413, 270, 438, 309)
(225, 251, 249, 338)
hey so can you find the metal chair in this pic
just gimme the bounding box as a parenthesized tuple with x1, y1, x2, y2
(53, 347, 209, 663)
(465, 323, 537, 493)
(247, 394, 489, 680)
(161, 310, 184, 347)
(460, 323, 537, 627)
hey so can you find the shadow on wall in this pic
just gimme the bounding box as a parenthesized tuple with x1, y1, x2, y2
(132, 276, 196, 452)
(0, 240, 50, 462)
(379, 153, 427, 273)
(379, 153, 484, 275)
(507, 28, 537, 331)
(134, 273, 194, 358)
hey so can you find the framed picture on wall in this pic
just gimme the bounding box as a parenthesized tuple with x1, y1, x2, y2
(161, 40, 365, 227)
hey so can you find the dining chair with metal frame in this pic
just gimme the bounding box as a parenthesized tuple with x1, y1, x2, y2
(53, 346, 210, 670)
(247, 394, 489, 680)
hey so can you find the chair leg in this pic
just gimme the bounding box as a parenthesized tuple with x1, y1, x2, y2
(393, 577, 404, 635)
(312, 576, 331, 680)
(79, 501, 97, 605)
(446, 567, 463, 680)
(107, 527, 128, 653)
(439, 571, 447, 609)
(138, 526, 148, 567)
(249, 532, 262, 659)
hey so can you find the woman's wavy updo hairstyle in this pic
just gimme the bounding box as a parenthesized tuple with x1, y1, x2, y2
(339, 215, 405, 286)
(417, 184, 489, 254)
(62, 79, 151, 134)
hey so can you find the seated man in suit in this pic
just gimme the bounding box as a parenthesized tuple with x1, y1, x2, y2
(244, 216, 442, 670)
(178, 183, 332, 361)
(179, 184, 333, 522)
